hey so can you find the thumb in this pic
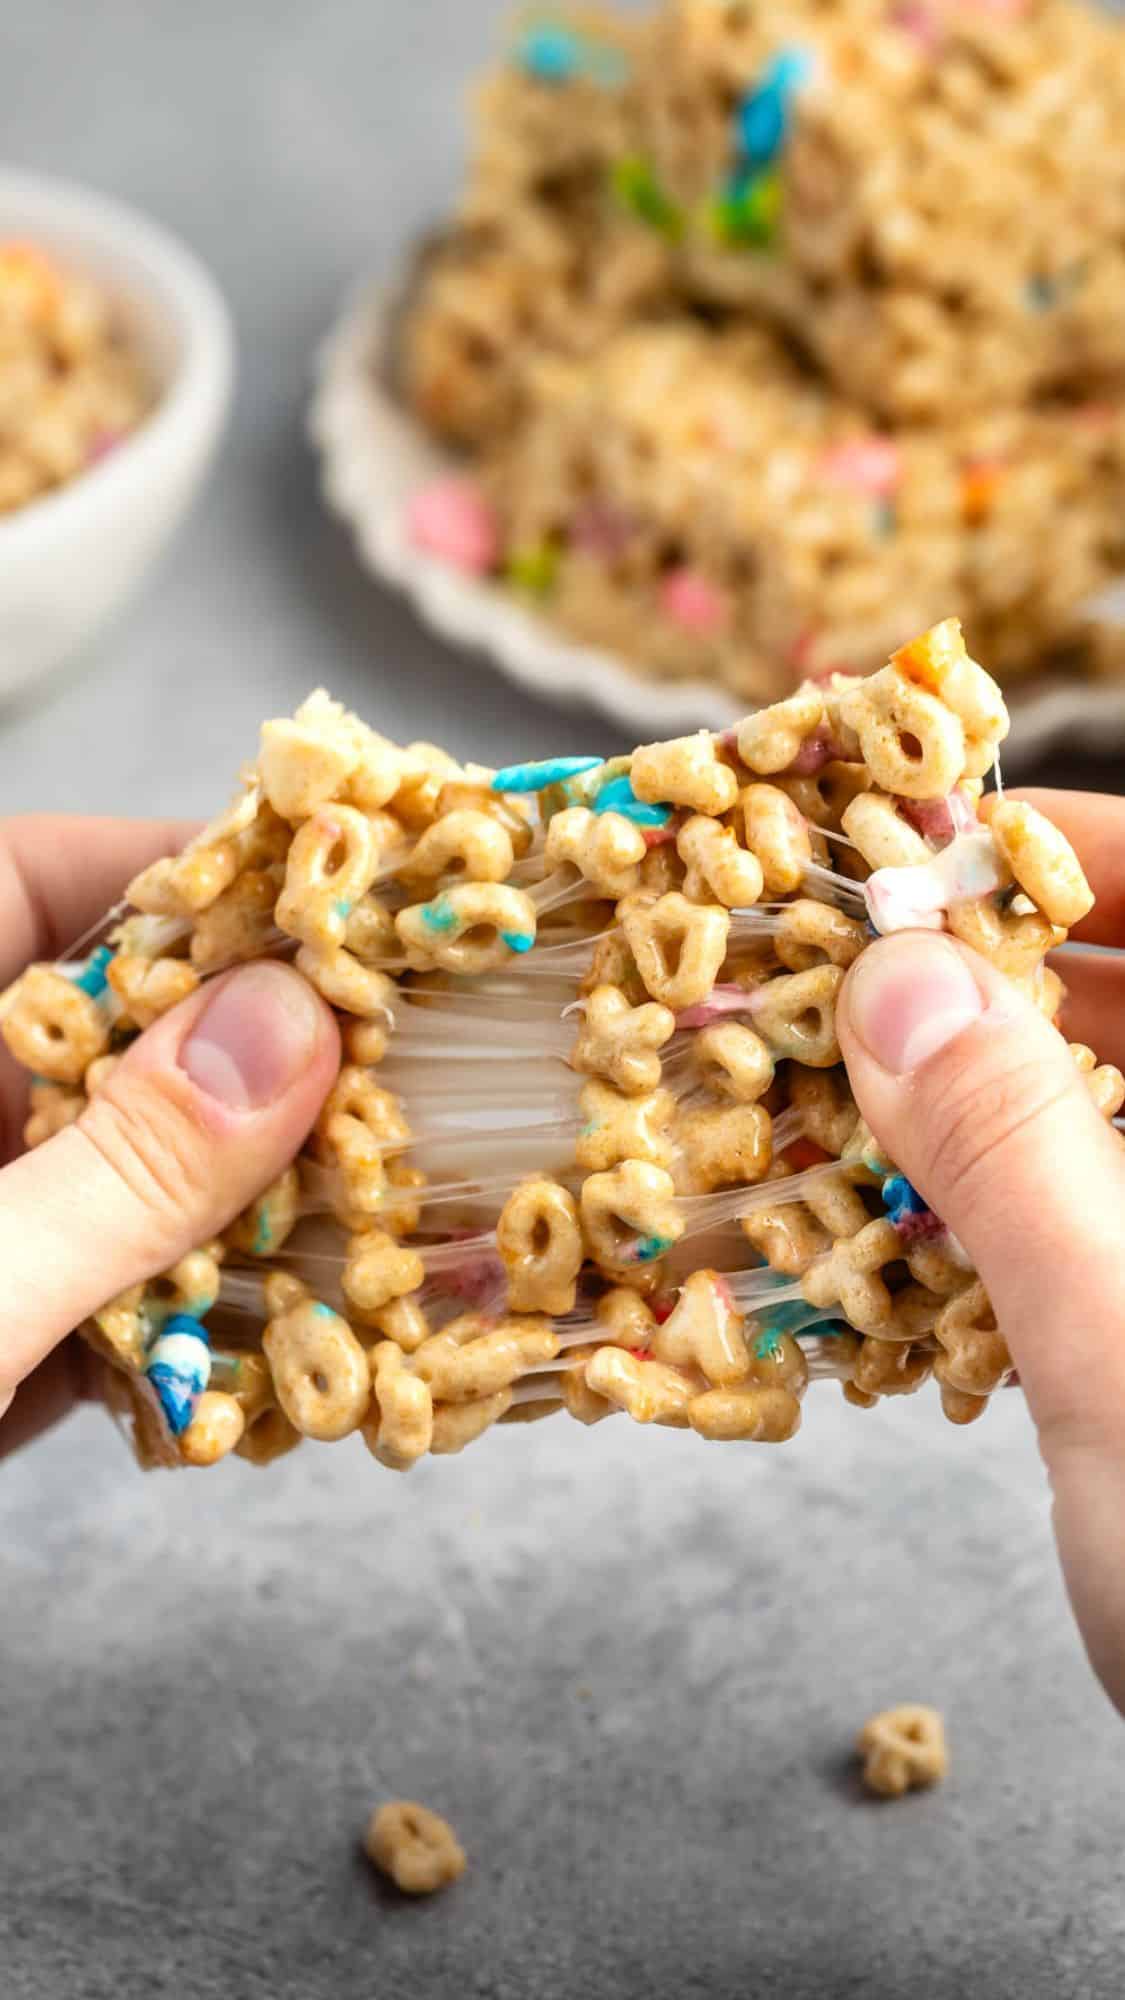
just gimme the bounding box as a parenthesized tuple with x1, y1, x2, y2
(838, 931, 1125, 1708)
(0, 962, 339, 1418)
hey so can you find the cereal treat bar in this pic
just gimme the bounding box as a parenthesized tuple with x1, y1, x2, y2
(3, 621, 1120, 1472)
(399, 3, 1125, 698)
(473, 322, 1125, 696)
(636, 0, 1125, 422)
(0, 242, 152, 513)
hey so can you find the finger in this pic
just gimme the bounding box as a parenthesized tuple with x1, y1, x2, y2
(983, 791, 1125, 948)
(0, 814, 197, 985)
(838, 931, 1125, 1710)
(1052, 949, 1125, 1072)
(0, 961, 339, 1420)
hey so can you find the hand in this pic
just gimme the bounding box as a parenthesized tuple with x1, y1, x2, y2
(0, 816, 339, 1460)
(837, 789, 1125, 1716)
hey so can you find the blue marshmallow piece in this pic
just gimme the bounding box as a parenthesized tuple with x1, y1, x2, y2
(491, 755, 604, 794)
(591, 773, 672, 828)
(882, 1171, 933, 1231)
(736, 47, 815, 168)
(74, 944, 114, 999)
(517, 22, 583, 82)
(145, 1314, 212, 1437)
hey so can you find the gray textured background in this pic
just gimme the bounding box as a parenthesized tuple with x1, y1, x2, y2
(2, 4, 1125, 1996)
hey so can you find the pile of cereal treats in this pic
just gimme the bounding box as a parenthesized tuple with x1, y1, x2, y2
(400, 0, 1125, 700)
(3, 622, 1122, 1471)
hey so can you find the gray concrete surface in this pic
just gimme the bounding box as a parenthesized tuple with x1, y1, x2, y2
(2, 4, 1125, 1996)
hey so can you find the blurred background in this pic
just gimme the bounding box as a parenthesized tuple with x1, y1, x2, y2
(3, 6, 1125, 1999)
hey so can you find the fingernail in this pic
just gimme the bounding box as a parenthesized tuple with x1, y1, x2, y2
(846, 933, 985, 1075)
(180, 964, 321, 1111)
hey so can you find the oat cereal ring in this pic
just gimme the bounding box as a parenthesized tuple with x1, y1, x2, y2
(496, 1176, 584, 1314)
(342, 1229, 426, 1321)
(580, 1160, 683, 1274)
(858, 1706, 948, 1799)
(801, 1169, 871, 1241)
(851, 1337, 933, 1400)
(677, 815, 764, 910)
(801, 1218, 901, 1337)
(92, 1286, 146, 1370)
(933, 1280, 1010, 1396)
(235, 1406, 303, 1465)
(364, 1340, 434, 1471)
(261, 1284, 371, 1442)
(891, 621, 1007, 777)
(571, 984, 676, 1095)
(0, 964, 110, 1082)
(841, 793, 930, 874)
(688, 1384, 802, 1444)
(651, 1270, 750, 1386)
(396, 882, 537, 973)
(638, 843, 686, 898)
(226, 1166, 302, 1259)
(935, 1370, 992, 1426)
(341, 1014, 392, 1067)
(620, 891, 729, 1011)
(692, 1021, 774, 1104)
(317, 1065, 410, 1174)
(1070, 1043, 1125, 1119)
(189, 868, 281, 975)
(676, 1100, 772, 1194)
(740, 784, 812, 896)
(580, 930, 647, 1007)
(429, 1390, 513, 1455)
(127, 837, 242, 920)
(372, 1294, 431, 1354)
(179, 1391, 246, 1467)
(630, 733, 738, 816)
(788, 1067, 860, 1158)
(559, 1346, 614, 1426)
(986, 799, 1095, 929)
(595, 1286, 657, 1350)
(836, 668, 965, 801)
(752, 966, 843, 1067)
(107, 954, 199, 1030)
(410, 1313, 559, 1403)
(364, 1801, 466, 1896)
(584, 1347, 696, 1427)
(148, 1244, 225, 1326)
(437, 778, 534, 859)
(774, 900, 866, 973)
(575, 1081, 676, 1174)
(24, 1081, 84, 1148)
(545, 807, 646, 900)
(945, 899, 1063, 980)
(400, 808, 515, 889)
(275, 804, 381, 953)
(775, 762, 872, 831)
(736, 687, 826, 776)
(343, 894, 398, 965)
(297, 944, 395, 1019)
(741, 1174, 830, 1277)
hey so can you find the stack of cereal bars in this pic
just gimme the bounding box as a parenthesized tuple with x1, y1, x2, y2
(2, 621, 1121, 1472)
(400, 0, 1125, 700)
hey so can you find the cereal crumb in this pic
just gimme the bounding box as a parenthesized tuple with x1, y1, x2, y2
(364, 1800, 466, 1895)
(857, 1704, 948, 1798)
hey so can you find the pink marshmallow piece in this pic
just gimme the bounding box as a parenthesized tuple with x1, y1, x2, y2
(816, 437, 902, 499)
(659, 568, 730, 636)
(408, 479, 499, 575)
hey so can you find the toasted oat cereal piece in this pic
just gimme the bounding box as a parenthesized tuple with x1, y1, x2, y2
(364, 1801, 466, 1896)
(986, 799, 1094, 929)
(857, 1706, 948, 1799)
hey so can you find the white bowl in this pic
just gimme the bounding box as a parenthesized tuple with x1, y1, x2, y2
(0, 170, 234, 701)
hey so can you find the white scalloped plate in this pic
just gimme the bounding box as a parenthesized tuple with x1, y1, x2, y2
(309, 277, 1125, 768)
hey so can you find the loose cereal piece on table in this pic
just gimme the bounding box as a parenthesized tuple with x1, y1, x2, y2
(364, 1801, 466, 1896)
(858, 1706, 948, 1799)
